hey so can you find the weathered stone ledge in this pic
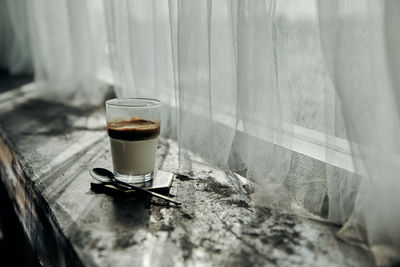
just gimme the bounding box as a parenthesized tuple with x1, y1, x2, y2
(0, 97, 374, 266)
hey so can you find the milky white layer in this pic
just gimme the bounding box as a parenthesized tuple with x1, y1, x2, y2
(110, 137, 158, 175)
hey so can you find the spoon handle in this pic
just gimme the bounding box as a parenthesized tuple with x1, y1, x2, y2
(115, 181, 181, 205)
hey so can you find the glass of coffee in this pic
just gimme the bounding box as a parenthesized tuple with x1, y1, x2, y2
(105, 98, 160, 184)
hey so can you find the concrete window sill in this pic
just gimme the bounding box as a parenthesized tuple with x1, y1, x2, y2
(0, 94, 374, 266)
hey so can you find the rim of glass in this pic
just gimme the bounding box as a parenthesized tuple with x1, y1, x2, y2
(106, 98, 160, 108)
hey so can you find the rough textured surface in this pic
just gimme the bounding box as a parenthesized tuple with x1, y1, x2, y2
(0, 97, 375, 266)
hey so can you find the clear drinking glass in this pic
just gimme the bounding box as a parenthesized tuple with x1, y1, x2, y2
(105, 98, 160, 184)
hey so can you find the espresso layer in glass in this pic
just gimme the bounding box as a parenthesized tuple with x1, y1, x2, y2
(107, 117, 160, 141)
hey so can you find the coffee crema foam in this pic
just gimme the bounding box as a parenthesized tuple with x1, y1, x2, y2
(107, 117, 160, 141)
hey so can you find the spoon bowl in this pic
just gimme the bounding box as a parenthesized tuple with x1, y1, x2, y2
(90, 168, 114, 183)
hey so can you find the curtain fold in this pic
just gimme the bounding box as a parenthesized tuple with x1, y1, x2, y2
(0, 0, 32, 74)
(318, 1, 400, 264)
(26, 0, 107, 104)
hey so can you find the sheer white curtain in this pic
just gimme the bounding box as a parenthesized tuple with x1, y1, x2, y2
(3, 0, 400, 264)
(104, 0, 400, 264)
(319, 1, 400, 264)
(24, 0, 108, 103)
(0, 0, 32, 74)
